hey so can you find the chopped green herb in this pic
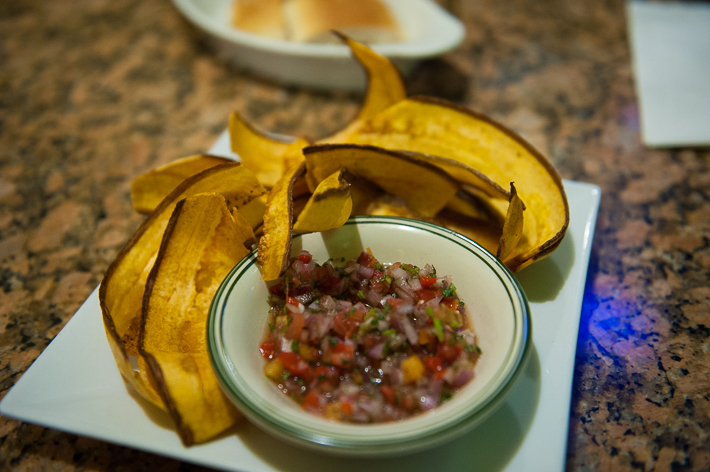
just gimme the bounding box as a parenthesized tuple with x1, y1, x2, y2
(329, 337, 338, 346)
(281, 372, 290, 380)
(268, 323, 275, 332)
(370, 319, 378, 326)
(441, 391, 453, 402)
(402, 264, 419, 276)
(425, 307, 435, 318)
(291, 340, 299, 354)
(434, 318, 444, 342)
(384, 275, 392, 284)
(357, 290, 365, 299)
(442, 284, 457, 298)
(382, 329, 396, 336)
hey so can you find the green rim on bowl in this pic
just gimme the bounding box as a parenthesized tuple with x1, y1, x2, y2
(208, 215, 531, 457)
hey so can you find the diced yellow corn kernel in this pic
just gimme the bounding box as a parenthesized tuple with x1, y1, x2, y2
(299, 343, 316, 361)
(402, 355, 425, 383)
(350, 370, 364, 385)
(264, 359, 284, 380)
(324, 403, 341, 420)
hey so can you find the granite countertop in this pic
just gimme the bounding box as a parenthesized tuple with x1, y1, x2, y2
(1, 0, 709, 470)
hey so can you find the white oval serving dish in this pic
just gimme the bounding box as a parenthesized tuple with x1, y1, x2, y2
(170, 0, 465, 90)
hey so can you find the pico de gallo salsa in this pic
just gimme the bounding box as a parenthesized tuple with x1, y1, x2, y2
(260, 250, 481, 423)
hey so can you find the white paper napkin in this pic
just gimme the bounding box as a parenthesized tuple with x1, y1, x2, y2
(627, 1, 710, 147)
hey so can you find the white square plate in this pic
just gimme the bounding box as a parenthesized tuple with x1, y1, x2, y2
(1, 134, 600, 471)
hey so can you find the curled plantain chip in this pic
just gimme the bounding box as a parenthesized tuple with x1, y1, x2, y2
(229, 111, 310, 188)
(304, 144, 459, 218)
(131, 155, 233, 214)
(140, 194, 253, 446)
(258, 162, 307, 281)
(327, 33, 407, 141)
(331, 96, 569, 271)
(100, 163, 265, 412)
(293, 168, 352, 234)
(496, 183, 525, 263)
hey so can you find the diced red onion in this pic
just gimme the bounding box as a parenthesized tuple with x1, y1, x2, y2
(451, 369, 474, 388)
(389, 368, 404, 386)
(321, 295, 336, 312)
(400, 317, 419, 345)
(394, 283, 415, 302)
(419, 395, 439, 410)
(281, 337, 292, 353)
(394, 302, 414, 315)
(358, 264, 375, 280)
(390, 267, 409, 282)
(408, 277, 422, 291)
(367, 342, 386, 359)
(365, 288, 382, 307)
(336, 300, 353, 311)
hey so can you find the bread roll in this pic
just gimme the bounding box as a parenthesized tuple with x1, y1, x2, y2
(232, 0, 287, 40)
(285, 0, 400, 43)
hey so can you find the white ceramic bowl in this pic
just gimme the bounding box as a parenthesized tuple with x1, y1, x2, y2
(170, 0, 465, 90)
(208, 216, 530, 457)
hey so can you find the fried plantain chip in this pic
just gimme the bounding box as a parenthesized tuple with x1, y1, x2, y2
(304, 144, 459, 218)
(293, 168, 352, 234)
(100, 163, 265, 411)
(140, 194, 252, 445)
(496, 183, 525, 264)
(131, 155, 232, 214)
(258, 162, 307, 280)
(328, 33, 406, 140)
(229, 111, 310, 188)
(332, 96, 569, 271)
(433, 209, 502, 255)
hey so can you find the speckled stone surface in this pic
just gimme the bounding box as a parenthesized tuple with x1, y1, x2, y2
(1, 0, 709, 470)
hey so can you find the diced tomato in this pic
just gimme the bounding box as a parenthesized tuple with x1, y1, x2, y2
(433, 369, 447, 380)
(268, 281, 285, 298)
(278, 352, 313, 381)
(436, 344, 461, 365)
(442, 297, 459, 310)
(369, 270, 390, 292)
(364, 333, 384, 349)
(424, 355, 443, 372)
(298, 251, 312, 263)
(319, 276, 342, 296)
(380, 385, 397, 405)
(333, 311, 360, 338)
(315, 365, 339, 380)
(330, 342, 355, 368)
(286, 296, 300, 308)
(385, 298, 407, 311)
(358, 251, 375, 268)
(401, 394, 415, 411)
(285, 311, 305, 339)
(303, 390, 320, 410)
(416, 289, 438, 303)
(340, 401, 353, 416)
(259, 341, 275, 359)
(419, 276, 437, 288)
